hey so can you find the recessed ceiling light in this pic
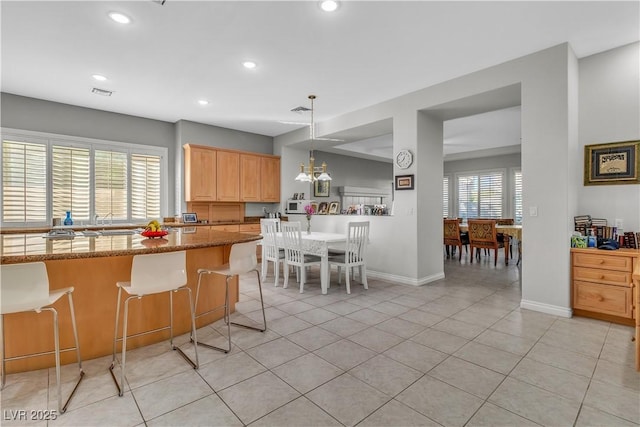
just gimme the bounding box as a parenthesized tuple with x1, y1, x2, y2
(108, 12, 131, 24)
(320, 1, 339, 12)
(92, 74, 107, 81)
(198, 100, 209, 106)
(242, 61, 257, 69)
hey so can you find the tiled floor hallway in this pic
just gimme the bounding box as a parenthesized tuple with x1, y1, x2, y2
(2, 255, 639, 426)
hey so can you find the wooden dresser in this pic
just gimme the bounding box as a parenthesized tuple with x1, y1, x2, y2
(571, 248, 639, 326)
(571, 248, 640, 371)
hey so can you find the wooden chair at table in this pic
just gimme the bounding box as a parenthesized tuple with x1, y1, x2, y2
(443, 218, 469, 261)
(468, 219, 509, 266)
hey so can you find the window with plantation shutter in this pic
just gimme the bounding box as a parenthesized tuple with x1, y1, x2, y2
(2, 140, 47, 223)
(443, 176, 449, 218)
(514, 169, 523, 224)
(457, 170, 504, 221)
(1, 130, 167, 227)
(94, 150, 128, 220)
(131, 154, 161, 220)
(52, 145, 90, 222)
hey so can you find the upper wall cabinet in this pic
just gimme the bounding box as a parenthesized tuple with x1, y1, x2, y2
(240, 154, 261, 202)
(184, 145, 216, 201)
(216, 150, 240, 201)
(184, 144, 280, 203)
(260, 156, 280, 202)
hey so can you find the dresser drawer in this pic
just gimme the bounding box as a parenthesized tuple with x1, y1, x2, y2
(573, 266, 632, 287)
(572, 253, 633, 272)
(573, 280, 633, 318)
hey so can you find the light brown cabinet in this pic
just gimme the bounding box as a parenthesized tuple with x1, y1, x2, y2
(571, 248, 639, 324)
(260, 156, 281, 202)
(216, 150, 240, 201)
(184, 144, 279, 203)
(184, 145, 216, 201)
(240, 154, 261, 201)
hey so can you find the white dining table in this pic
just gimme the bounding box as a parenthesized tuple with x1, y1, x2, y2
(274, 231, 347, 294)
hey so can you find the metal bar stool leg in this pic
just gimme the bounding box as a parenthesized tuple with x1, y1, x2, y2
(230, 269, 266, 332)
(192, 271, 231, 353)
(171, 288, 199, 369)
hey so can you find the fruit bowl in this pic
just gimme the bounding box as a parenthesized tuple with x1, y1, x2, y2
(141, 230, 169, 238)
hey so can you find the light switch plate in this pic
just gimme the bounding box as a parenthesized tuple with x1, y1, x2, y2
(529, 206, 538, 217)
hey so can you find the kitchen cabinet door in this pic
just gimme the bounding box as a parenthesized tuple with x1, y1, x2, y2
(216, 150, 240, 201)
(260, 156, 280, 202)
(184, 145, 216, 201)
(240, 154, 261, 202)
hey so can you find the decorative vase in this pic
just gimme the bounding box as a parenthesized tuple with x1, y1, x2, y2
(63, 211, 73, 226)
(306, 218, 311, 234)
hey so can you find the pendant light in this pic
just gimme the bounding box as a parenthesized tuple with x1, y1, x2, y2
(295, 95, 332, 182)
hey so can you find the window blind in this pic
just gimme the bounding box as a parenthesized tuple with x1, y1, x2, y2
(457, 171, 503, 220)
(514, 170, 523, 224)
(442, 176, 449, 218)
(52, 145, 90, 222)
(2, 140, 47, 223)
(131, 153, 161, 220)
(95, 150, 128, 220)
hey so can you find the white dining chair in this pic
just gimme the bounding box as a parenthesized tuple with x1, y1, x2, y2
(1, 262, 84, 413)
(260, 218, 285, 286)
(194, 240, 266, 353)
(281, 221, 322, 293)
(109, 250, 199, 396)
(328, 221, 370, 294)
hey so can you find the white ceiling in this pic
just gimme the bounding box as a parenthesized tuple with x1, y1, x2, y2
(2, 1, 638, 160)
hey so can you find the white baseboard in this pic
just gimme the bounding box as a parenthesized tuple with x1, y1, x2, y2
(367, 270, 445, 287)
(520, 299, 572, 318)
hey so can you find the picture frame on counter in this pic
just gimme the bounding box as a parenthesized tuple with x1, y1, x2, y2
(328, 201, 340, 214)
(182, 212, 198, 223)
(318, 202, 329, 214)
(395, 174, 414, 190)
(310, 202, 319, 214)
(584, 140, 640, 185)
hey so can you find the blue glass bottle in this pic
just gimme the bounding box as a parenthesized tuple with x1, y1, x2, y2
(64, 211, 74, 226)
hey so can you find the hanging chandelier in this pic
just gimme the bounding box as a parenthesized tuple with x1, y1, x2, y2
(294, 95, 332, 182)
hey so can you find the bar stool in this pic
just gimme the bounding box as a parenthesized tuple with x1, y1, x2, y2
(194, 240, 266, 353)
(1, 262, 84, 413)
(109, 251, 199, 396)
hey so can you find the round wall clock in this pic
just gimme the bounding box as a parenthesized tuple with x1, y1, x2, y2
(395, 149, 413, 169)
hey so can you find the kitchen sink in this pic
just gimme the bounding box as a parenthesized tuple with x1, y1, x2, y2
(99, 229, 138, 236)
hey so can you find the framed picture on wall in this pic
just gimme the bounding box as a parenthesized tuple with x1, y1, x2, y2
(314, 173, 331, 197)
(584, 140, 640, 185)
(394, 174, 414, 190)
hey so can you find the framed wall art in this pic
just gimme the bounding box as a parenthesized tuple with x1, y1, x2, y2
(584, 140, 639, 185)
(394, 174, 414, 190)
(314, 173, 331, 197)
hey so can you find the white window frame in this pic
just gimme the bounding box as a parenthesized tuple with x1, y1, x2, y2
(454, 168, 507, 220)
(1, 128, 168, 227)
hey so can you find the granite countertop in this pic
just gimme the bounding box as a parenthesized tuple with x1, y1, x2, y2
(0, 217, 266, 234)
(1, 227, 261, 264)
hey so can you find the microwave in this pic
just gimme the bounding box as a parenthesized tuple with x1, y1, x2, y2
(286, 199, 314, 214)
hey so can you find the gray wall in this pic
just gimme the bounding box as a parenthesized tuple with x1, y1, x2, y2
(443, 153, 521, 174)
(1, 93, 177, 209)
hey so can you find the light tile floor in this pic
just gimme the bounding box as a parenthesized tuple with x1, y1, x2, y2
(2, 255, 639, 426)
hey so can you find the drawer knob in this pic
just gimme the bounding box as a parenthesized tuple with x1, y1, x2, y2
(599, 259, 605, 264)
(597, 295, 604, 302)
(600, 275, 605, 280)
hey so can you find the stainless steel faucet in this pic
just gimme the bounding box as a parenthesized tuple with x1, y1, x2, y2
(100, 213, 113, 225)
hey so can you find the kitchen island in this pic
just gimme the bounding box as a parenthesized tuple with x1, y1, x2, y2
(1, 227, 261, 373)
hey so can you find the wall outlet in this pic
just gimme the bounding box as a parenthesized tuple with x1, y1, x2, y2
(529, 206, 538, 217)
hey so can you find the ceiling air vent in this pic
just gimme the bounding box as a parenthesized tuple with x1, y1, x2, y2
(290, 105, 311, 113)
(91, 87, 113, 96)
